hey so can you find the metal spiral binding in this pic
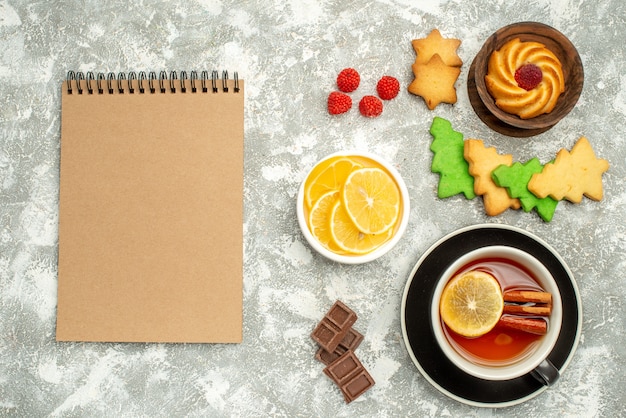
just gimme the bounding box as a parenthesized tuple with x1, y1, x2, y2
(66, 70, 240, 95)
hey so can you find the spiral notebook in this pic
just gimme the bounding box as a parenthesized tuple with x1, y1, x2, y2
(57, 70, 244, 343)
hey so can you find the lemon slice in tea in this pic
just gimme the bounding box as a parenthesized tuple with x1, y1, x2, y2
(440, 270, 504, 338)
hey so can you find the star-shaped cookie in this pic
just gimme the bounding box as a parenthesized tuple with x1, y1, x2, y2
(408, 54, 460, 110)
(528, 136, 609, 203)
(492, 158, 559, 222)
(412, 29, 462, 67)
(464, 139, 521, 216)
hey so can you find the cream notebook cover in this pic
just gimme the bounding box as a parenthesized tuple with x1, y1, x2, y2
(57, 71, 243, 343)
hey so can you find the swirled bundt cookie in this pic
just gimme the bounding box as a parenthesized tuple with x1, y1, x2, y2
(485, 38, 565, 119)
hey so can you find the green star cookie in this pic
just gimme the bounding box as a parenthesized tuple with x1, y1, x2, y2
(492, 158, 559, 222)
(429, 117, 475, 199)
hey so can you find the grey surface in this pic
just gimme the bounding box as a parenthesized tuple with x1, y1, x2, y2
(1, 0, 625, 416)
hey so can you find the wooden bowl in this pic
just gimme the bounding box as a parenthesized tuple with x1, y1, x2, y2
(468, 22, 583, 137)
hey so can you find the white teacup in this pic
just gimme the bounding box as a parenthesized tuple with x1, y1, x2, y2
(431, 246, 562, 384)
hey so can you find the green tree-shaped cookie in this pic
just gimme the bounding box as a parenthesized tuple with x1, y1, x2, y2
(429, 117, 475, 199)
(492, 158, 559, 222)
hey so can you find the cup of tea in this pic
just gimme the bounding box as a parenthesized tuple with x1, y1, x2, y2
(431, 246, 563, 385)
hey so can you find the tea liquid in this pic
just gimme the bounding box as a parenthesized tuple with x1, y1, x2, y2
(442, 258, 546, 366)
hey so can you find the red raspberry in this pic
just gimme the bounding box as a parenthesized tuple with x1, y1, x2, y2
(515, 64, 543, 90)
(327, 91, 352, 115)
(376, 75, 400, 100)
(336, 68, 360, 93)
(359, 95, 383, 117)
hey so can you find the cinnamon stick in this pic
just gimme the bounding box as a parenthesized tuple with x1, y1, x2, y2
(503, 290, 552, 305)
(502, 304, 552, 316)
(498, 316, 547, 335)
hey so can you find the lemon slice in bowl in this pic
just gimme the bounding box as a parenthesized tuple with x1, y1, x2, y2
(305, 157, 363, 209)
(440, 270, 504, 338)
(308, 191, 346, 254)
(342, 167, 401, 235)
(329, 200, 393, 254)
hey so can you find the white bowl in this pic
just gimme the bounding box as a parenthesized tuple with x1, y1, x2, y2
(296, 151, 410, 264)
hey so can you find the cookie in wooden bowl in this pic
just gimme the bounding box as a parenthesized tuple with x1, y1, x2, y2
(468, 22, 583, 137)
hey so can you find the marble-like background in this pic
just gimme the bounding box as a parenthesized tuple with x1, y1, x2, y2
(1, 0, 624, 416)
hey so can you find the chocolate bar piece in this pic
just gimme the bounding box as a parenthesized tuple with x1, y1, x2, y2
(341, 369, 375, 403)
(315, 327, 364, 365)
(311, 300, 357, 352)
(323, 350, 375, 403)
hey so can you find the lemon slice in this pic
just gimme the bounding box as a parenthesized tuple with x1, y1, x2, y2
(308, 191, 346, 253)
(342, 167, 400, 234)
(329, 200, 393, 254)
(305, 157, 363, 209)
(440, 270, 504, 338)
